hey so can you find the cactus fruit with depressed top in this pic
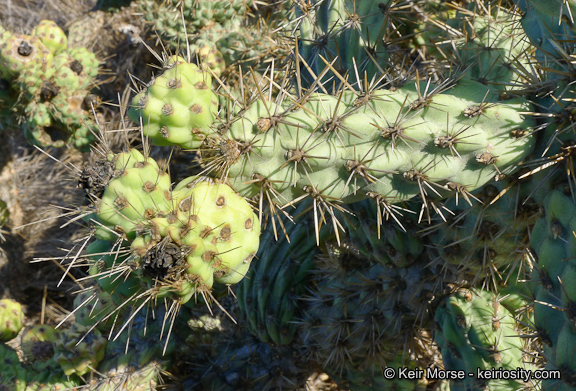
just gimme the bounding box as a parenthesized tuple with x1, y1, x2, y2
(0, 20, 99, 149)
(85, 148, 260, 312)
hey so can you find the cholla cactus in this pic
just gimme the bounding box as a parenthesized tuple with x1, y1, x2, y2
(0, 20, 99, 149)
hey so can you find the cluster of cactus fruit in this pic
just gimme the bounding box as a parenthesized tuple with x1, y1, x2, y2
(5, 0, 576, 390)
(0, 20, 100, 150)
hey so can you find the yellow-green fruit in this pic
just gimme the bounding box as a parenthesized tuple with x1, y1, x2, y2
(94, 149, 173, 241)
(128, 177, 261, 303)
(32, 20, 67, 55)
(0, 299, 24, 342)
(92, 149, 260, 305)
(128, 56, 218, 149)
(171, 178, 261, 285)
(67, 47, 99, 80)
(0, 31, 53, 78)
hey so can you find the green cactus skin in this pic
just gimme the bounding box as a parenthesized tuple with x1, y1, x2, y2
(236, 199, 328, 346)
(298, 236, 450, 388)
(515, 0, 576, 64)
(73, 288, 116, 332)
(295, 0, 391, 89)
(419, 3, 531, 91)
(18, 325, 84, 390)
(342, 198, 423, 267)
(140, 0, 249, 48)
(435, 289, 537, 391)
(424, 178, 541, 288)
(139, 0, 288, 73)
(129, 59, 535, 226)
(0, 299, 24, 342)
(529, 187, 576, 389)
(8, 3, 576, 389)
(21, 324, 59, 369)
(0, 344, 27, 391)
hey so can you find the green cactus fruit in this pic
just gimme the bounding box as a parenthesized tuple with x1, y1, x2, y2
(20, 324, 62, 380)
(0, 299, 24, 342)
(16, 60, 57, 100)
(32, 20, 67, 55)
(50, 52, 94, 93)
(236, 199, 328, 346)
(18, 325, 83, 390)
(66, 47, 99, 80)
(435, 289, 537, 391)
(53, 323, 107, 376)
(128, 56, 218, 150)
(0, 21, 99, 150)
(0, 30, 53, 78)
(21, 325, 59, 360)
(0, 344, 27, 391)
(89, 148, 260, 306)
(93, 149, 173, 241)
